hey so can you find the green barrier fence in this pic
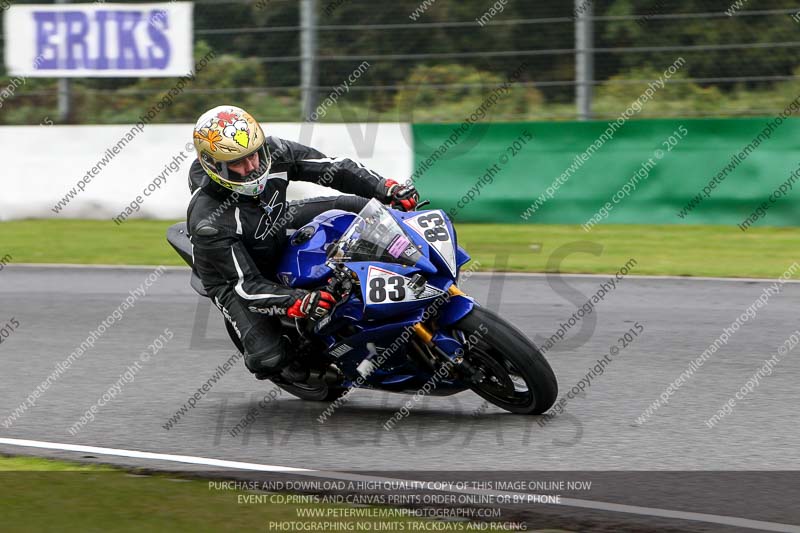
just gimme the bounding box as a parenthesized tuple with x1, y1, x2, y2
(411, 118, 800, 226)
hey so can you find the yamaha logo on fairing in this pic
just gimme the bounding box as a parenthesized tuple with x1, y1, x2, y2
(329, 344, 352, 358)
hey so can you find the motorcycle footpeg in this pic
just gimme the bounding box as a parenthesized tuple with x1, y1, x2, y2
(306, 365, 344, 386)
(324, 364, 344, 385)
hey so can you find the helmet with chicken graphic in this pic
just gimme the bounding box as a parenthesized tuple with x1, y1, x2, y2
(192, 105, 272, 196)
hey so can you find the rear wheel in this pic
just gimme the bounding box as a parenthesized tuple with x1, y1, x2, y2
(272, 380, 347, 402)
(225, 319, 347, 402)
(452, 306, 558, 415)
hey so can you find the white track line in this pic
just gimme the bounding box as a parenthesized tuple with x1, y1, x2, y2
(9, 263, 800, 283)
(1, 438, 798, 532)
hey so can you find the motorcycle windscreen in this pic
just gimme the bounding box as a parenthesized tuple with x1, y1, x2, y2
(327, 199, 422, 267)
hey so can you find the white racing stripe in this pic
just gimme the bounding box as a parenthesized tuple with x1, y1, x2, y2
(234, 207, 242, 235)
(0, 437, 798, 532)
(230, 248, 283, 300)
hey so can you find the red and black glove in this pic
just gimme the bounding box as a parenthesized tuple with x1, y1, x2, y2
(287, 290, 339, 320)
(381, 179, 419, 211)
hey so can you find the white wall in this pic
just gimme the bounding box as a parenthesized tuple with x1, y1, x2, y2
(2, 122, 413, 221)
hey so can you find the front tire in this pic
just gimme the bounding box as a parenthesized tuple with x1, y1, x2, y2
(453, 306, 558, 415)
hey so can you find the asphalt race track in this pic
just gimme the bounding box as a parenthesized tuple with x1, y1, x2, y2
(1, 265, 799, 532)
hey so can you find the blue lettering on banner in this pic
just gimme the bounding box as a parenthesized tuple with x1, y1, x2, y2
(32, 9, 171, 71)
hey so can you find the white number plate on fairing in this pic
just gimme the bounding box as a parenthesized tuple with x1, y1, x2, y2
(365, 266, 444, 305)
(403, 211, 456, 277)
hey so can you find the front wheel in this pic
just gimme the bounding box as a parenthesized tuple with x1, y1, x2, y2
(452, 307, 558, 415)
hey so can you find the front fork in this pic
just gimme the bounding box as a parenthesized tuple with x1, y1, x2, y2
(409, 285, 484, 384)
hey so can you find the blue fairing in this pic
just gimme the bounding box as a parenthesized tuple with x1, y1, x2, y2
(274, 209, 353, 288)
(275, 205, 476, 393)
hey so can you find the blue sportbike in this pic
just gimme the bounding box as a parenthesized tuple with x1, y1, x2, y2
(168, 199, 557, 415)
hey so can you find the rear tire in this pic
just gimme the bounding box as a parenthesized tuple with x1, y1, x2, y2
(226, 318, 347, 402)
(453, 306, 558, 415)
(272, 380, 347, 402)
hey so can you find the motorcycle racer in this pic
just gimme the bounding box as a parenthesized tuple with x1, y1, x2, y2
(187, 105, 418, 380)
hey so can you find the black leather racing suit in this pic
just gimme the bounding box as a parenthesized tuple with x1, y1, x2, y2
(187, 136, 389, 376)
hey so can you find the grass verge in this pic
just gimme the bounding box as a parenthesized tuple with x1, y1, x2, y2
(0, 455, 517, 532)
(0, 219, 796, 278)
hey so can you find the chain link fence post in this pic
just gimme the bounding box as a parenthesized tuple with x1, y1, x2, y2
(575, 0, 594, 121)
(301, 0, 319, 121)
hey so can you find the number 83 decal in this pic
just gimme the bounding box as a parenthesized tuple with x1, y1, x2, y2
(416, 212, 448, 242)
(405, 211, 457, 277)
(369, 275, 406, 303)
(365, 266, 441, 304)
